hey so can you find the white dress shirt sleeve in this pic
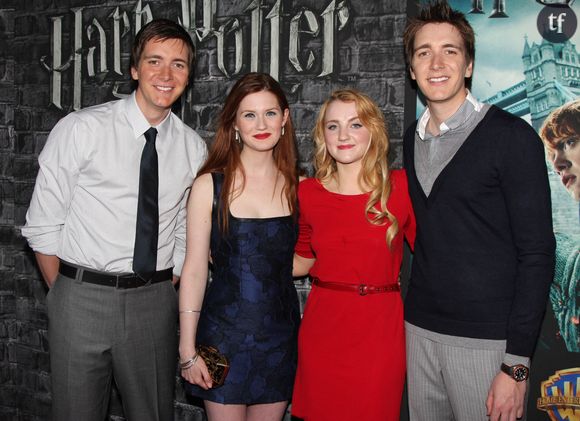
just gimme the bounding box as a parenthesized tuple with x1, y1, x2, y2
(172, 137, 207, 277)
(21, 114, 83, 255)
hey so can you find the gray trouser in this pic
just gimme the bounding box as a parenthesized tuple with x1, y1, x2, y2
(406, 326, 506, 421)
(47, 267, 178, 421)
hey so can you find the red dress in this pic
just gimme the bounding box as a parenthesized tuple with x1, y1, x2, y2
(291, 170, 416, 421)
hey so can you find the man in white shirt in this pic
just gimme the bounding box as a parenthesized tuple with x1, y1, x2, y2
(21, 19, 206, 421)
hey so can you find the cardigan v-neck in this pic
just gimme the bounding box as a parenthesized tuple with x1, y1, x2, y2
(408, 105, 498, 205)
(402, 105, 555, 358)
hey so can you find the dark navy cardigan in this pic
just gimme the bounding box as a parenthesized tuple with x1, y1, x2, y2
(403, 105, 556, 358)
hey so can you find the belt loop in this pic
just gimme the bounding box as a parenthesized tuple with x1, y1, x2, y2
(74, 267, 84, 284)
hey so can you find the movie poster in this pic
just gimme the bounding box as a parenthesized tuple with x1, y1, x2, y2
(408, 1, 579, 419)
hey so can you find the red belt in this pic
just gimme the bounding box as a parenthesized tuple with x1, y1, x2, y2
(312, 277, 400, 296)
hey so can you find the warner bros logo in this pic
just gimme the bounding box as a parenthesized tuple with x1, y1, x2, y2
(537, 367, 580, 421)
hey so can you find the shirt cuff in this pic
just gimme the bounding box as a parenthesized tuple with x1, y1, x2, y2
(503, 353, 530, 368)
(172, 254, 184, 278)
(21, 227, 61, 255)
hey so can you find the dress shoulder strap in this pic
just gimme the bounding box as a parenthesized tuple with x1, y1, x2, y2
(211, 172, 224, 215)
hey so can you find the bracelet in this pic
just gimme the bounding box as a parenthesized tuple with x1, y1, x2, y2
(179, 310, 201, 313)
(180, 353, 199, 370)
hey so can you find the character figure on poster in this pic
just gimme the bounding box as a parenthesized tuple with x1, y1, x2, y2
(540, 99, 580, 353)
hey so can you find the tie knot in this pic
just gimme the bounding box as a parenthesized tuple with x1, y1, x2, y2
(144, 127, 157, 143)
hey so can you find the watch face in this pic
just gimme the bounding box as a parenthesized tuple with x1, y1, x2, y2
(513, 366, 529, 381)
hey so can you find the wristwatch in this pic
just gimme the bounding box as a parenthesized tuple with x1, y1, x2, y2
(500, 363, 529, 382)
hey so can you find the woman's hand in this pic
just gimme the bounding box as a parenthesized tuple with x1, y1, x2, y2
(180, 353, 213, 390)
(293, 253, 315, 277)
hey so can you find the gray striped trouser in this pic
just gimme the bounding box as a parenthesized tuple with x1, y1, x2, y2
(405, 325, 516, 421)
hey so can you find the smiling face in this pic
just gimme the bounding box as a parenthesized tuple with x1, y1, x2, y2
(131, 37, 190, 125)
(323, 100, 371, 169)
(234, 90, 289, 153)
(410, 22, 473, 115)
(548, 137, 580, 201)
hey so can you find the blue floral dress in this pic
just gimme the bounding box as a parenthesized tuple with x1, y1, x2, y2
(185, 172, 300, 404)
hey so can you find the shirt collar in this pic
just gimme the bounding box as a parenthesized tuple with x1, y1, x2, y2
(125, 92, 172, 141)
(416, 90, 484, 140)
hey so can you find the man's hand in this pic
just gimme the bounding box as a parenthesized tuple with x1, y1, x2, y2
(486, 372, 526, 421)
(34, 253, 60, 287)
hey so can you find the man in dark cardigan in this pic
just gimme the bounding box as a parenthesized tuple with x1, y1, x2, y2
(402, 2, 555, 420)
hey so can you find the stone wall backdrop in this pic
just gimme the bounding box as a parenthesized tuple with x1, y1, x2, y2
(2, 0, 409, 419)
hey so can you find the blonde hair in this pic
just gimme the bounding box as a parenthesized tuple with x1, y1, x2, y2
(313, 89, 398, 246)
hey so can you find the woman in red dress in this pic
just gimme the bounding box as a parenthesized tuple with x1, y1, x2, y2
(291, 89, 416, 421)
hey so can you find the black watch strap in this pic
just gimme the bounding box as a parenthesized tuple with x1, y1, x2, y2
(501, 363, 529, 382)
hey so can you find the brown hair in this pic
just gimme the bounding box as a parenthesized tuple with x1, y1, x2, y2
(313, 89, 398, 247)
(130, 18, 195, 74)
(198, 72, 298, 231)
(540, 99, 580, 151)
(403, 1, 475, 77)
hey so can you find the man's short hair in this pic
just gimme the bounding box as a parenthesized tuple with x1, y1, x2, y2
(403, 1, 475, 69)
(540, 99, 580, 150)
(130, 18, 195, 71)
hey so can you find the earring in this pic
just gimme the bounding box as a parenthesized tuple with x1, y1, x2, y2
(235, 130, 240, 143)
(281, 126, 285, 136)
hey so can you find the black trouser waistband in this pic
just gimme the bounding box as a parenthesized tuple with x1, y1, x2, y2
(59, 261, 173, 289)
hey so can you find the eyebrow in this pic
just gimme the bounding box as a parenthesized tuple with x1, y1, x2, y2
(143, 54, 188, 64)
(414, 42, 463, 51)
(325, 116, 361, 124)
(239, 106, 280, 114)
(555, 137, 576, 148)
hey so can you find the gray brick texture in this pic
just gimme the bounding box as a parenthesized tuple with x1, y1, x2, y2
(3, 1, 409, 419)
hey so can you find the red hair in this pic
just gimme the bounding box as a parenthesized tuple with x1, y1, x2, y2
(198, 72, 298, 231)
(540, 99, 580, 151)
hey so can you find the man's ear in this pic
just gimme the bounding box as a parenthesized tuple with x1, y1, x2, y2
(465, 60, 474, 78)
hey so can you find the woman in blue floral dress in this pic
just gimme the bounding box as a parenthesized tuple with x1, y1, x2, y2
(179, 73, 300, 421)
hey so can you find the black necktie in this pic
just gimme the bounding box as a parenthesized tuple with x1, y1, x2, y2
(133, 127, 159, 280)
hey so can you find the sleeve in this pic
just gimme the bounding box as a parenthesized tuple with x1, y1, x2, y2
(399, 170, 416, 251)
(173, 133, 208, 277)
(503, 353, 530, 368)
(402, 123, 416, 171)
(21, 115, 82, 255)
(294, 181, 315, 258)
(402, 125, 417, 251)
(498, 117, 556, 357)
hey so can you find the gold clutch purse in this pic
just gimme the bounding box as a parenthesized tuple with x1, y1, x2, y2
(196, 345, 230, 388)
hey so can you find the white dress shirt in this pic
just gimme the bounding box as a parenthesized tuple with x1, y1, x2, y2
(22, 92, 207, 275)
(415, 90, 484, 140)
